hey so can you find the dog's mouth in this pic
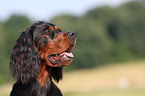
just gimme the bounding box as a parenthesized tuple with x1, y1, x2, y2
(48, 44, 75, 66)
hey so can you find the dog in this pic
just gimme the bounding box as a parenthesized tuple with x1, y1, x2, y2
(9, 21, 77, 96)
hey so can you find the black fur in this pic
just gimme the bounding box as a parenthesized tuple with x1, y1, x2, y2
(10, 27, 41, 84)
(10, 22, 63, 96)
(10, 81, 62, 96)
(51, 67, 63, 83)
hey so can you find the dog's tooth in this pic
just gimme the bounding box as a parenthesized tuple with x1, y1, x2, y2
(63, 54, 67, 58)
(60, 52, 74, 58)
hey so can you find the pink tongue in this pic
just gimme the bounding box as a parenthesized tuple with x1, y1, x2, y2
(60, 52, 74, 57)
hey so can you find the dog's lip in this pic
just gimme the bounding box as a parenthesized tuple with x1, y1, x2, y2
(65, 44, 75, 53)
(49, 43, 75, 57)
(48, 52, 73, 65)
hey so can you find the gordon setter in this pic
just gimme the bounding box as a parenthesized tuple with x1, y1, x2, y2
(9, 21, 77, 96)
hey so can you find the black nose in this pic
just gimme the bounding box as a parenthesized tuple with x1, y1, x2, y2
(67, 32, 77, 39)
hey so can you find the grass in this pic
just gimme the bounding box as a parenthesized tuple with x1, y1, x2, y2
(64, 88, 145, 96)
(1, 60, 145, 96)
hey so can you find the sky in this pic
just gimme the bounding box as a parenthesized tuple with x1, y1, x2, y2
(1, 0, 133, 22)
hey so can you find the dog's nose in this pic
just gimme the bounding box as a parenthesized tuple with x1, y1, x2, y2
(67, 32, 77, 39)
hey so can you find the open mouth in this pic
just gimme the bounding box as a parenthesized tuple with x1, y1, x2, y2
(48, 44, 75, 66)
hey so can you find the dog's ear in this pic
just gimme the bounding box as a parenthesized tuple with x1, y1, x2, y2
(10, 26, 41, 84)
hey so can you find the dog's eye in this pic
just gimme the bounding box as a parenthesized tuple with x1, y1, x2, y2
(49, 30, 54, 39)
(44, 29, 54, 39)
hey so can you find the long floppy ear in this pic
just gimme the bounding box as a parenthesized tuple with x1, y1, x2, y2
(10, 27, 41, 84)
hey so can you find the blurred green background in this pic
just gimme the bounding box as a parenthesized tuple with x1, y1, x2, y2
(1, 0, 145, 96)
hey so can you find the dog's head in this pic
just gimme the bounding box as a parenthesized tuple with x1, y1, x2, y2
(35, 22, 77, 67)
(10, 21, 77, 83)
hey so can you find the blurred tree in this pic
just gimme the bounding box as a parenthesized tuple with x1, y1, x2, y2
(51, 14, 78, 31)
(4, 15, 32, 57)
(0, 22, 4, 44)
(0, 15, 32, 84)
(116, 2, 145, 56)
(85, 6, 117, 24)
(72, 20, 113, 68)
(0, 22, 8, 84)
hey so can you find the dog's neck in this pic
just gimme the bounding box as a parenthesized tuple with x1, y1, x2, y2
(38, 62, 52, 87)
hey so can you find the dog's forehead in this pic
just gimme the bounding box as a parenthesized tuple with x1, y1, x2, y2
(33, 23, 61, 31)
(47, 23, 62, 32)
(32, 23, 62, 40)
(39, 23, 61, 32)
